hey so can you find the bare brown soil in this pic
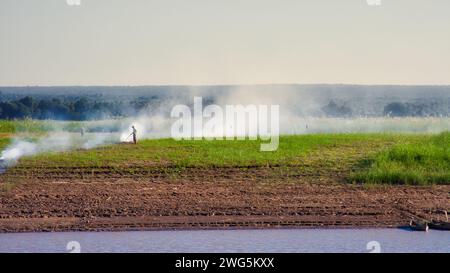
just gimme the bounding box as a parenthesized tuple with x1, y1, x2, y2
(0, 166, 449, 233)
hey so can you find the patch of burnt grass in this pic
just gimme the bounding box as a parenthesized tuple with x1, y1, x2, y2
(351, 132, 449, 185)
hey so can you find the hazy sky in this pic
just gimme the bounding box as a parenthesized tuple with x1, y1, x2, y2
(1, 0, 449, 86)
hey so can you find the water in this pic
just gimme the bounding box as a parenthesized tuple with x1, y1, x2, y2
(0, 229, 448, 253)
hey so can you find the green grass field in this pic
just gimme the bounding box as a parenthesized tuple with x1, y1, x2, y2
(0, 120, 448, 185)
(0, 119, 56, 133)
(19, 134, 392, 168)
(0, 119, 125, 133)
(351, 132, 449, 185)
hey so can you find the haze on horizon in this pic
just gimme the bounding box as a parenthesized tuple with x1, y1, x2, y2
(1, 0, 449, 86)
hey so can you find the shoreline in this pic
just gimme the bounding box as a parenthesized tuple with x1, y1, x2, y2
(0, 216, 408, 234)
(1, 213, 409, 233)
(0, 224, 410, 234)
(1, 180, 447, 234)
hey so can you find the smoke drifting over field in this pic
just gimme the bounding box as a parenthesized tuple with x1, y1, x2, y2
(0, 133, 113, 166)
(0, 85, 449, 168)
(0, 116, 172, 166)
(0, 140, 37, 162)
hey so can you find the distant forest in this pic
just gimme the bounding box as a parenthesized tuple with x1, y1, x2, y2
(0, 96, 153, 120)
(0, 85, 449, 120)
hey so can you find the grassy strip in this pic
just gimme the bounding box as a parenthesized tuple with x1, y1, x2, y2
(0, 137, 10, 150)
(0, 120, 59, 133)
(351, 132, 449, 185)
(0, 119, 125, 133)
(18, 134, 399, 168)
(6, 133, 448, 185)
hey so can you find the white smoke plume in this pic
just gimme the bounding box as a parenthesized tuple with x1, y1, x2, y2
(0, 116, 173, 169)
(0, 140, 37, 162)
(0, 132, 110, 166)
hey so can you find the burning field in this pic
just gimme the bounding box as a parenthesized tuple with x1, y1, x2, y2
(0, 130, 448, 233)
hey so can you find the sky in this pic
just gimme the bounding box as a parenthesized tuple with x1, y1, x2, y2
(0, 0, 449, 86)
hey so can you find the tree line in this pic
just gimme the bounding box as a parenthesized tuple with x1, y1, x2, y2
(322, 100, 449, 117)
(0, 95, 448, 120)
(0, 96, 152, 120)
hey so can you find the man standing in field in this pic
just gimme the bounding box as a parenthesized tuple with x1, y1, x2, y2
(131, 125, 137, 144)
